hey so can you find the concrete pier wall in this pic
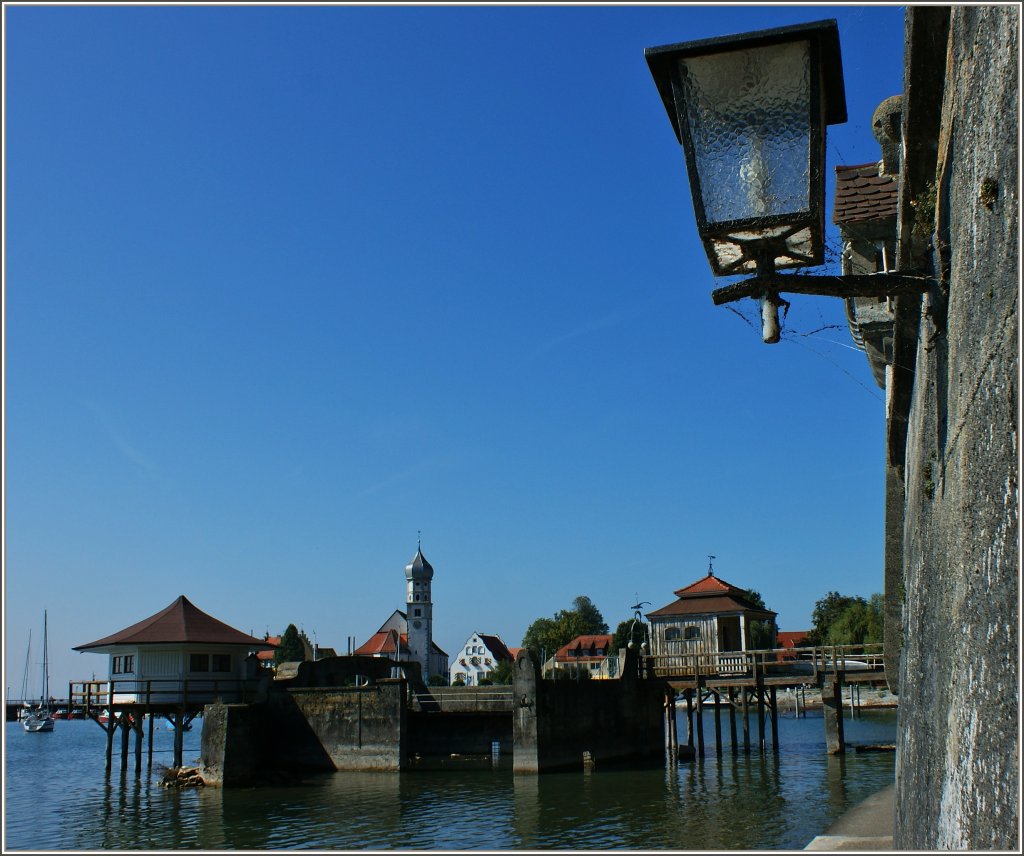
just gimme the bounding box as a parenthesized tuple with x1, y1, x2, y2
(269, 682, 407, 772)
(513, 649, 665, 773)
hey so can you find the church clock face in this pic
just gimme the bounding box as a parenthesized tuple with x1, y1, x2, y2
(412, 620, 422, 629)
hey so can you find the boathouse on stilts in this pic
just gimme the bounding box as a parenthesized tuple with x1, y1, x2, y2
(71, 596, 272, 772)
(646, 563, 781, 756)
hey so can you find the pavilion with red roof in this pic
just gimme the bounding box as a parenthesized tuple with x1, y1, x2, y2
(73, 595, 273, 703)
(646, 566, 777, 665)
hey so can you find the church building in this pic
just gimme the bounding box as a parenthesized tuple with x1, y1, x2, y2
(353, 545, 448, 682)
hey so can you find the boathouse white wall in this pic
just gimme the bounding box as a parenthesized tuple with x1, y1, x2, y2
(104, 644, 254, 703)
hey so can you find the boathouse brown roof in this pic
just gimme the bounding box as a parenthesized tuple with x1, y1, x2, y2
(647, 572, 776, 620)
(73, 595, 273, 651)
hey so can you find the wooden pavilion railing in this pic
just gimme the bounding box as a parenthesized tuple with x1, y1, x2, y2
(642, 643, 885, 679)
(69, 678, 264, 714)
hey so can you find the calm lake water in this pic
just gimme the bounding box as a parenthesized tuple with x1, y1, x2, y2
(3, 709, 897, 851)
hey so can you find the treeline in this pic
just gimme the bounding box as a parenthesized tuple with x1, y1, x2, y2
(806, 591, 884, 646)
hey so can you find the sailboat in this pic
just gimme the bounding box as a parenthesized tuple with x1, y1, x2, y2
(23, 611, 55, 733)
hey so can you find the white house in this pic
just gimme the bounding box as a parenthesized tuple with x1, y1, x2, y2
(450, 632, 513, 686)
(72, 595, 273, 704)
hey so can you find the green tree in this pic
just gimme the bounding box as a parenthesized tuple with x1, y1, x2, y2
(489, 658, 515, 685)
(521, 595, 608, 662)
(807, 592, 866, 645)
(743, 589, 777, 649)
(826, 594, 883, 645)
(274, 624, 306, 665)
(611, 617, 649, 653)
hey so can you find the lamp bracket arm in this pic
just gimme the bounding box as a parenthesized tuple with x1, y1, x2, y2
(710, 271, 935, 306)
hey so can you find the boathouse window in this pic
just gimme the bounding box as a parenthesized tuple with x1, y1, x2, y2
(665, 627, 681, 641)
(684, 626, 701, 640)
(211, 654, 231, 672)
(112, 655, 134, 674)
(190, 654, 210, 672)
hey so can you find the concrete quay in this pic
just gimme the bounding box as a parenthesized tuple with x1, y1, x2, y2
(805, 783, 895, 850)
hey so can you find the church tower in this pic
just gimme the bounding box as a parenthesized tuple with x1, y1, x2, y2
(404, 542, 434, 681)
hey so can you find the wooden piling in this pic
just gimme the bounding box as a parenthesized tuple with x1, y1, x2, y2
(120, 714, 130, 768)
(741, 689, 751, 752)
(728, 687, 738, 753)
(104, 719, 115, 773)
(694, 679, 705, 758)
(147, 711, 155, 767)
(173, 710, 185, 768)
(713, 690, 723, 755)
(769, 687, 779, 752)
(685, 690, 694, 750)
(822, 678, 846, 754)
(755, 666, 766, 752)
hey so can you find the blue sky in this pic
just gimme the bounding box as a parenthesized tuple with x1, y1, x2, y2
(4, 2, 907, 695)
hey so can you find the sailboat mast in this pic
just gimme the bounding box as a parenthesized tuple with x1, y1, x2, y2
(42, 610, 49, 703)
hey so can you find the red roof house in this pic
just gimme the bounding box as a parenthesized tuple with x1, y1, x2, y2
(544, 633, 616, 679)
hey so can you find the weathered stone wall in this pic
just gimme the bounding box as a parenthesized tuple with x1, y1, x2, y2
(200, 703, 271, 786)
(513, 649, 665, 773)
(895, 5, 1019, 849)
(274, 682, 408, 772)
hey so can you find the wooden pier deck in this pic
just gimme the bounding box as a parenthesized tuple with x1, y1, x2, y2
(643, 644, 889, 757)
(68, 678, 263, 771)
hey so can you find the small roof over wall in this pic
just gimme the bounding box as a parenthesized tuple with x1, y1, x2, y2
(648, 572, 776, 621)
(73, 595, 273, 653)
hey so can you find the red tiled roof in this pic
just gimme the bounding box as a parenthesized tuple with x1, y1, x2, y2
(507, 647, 524, 660)
(647, 594, 776, 619)
(673, 572, 748, 598)
(553, 634, 614, 662)
(256, 636, 281, 662)
(776, 631, 812, 648)
(73, 596, 273, 651)
(353, 629, 409, 656)
(833, 162, 898, 224)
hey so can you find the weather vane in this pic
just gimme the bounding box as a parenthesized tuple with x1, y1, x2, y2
(708, 554, 716, 575)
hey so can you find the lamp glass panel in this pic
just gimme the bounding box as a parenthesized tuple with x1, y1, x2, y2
(678, 39, 811, 226)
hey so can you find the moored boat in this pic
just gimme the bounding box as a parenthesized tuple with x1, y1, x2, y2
(22, 611, 55, 733)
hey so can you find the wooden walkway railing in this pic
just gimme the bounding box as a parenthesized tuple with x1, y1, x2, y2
(642, 643, 885, 681)
(69, 678, 264, 714)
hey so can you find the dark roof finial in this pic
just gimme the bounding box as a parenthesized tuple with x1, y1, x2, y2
(707, 554, 716, 576)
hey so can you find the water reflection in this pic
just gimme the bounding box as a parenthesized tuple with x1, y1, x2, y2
(6, 713, 896, 851)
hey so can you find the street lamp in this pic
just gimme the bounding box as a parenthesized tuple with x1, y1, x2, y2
(646, 19, 930, 343)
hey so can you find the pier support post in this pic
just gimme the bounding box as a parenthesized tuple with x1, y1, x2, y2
(134, 715, 143, 772)
(664, 689, 677, 760)
(741, 689, 751, 753)
(147, 711, 155, 768)
(173, 709, 185, 768)
(120, 715, 130, 768)
(104, 720, 114, 773)
(755, 665, 766, 752)
(713, 690, 722, 756)
(728, 688, 738, 754)
(769, 687, 779, 752)
(685, 690, 694, 750)
(694, 679, 705, 758)
(822, 679, 846, 755)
